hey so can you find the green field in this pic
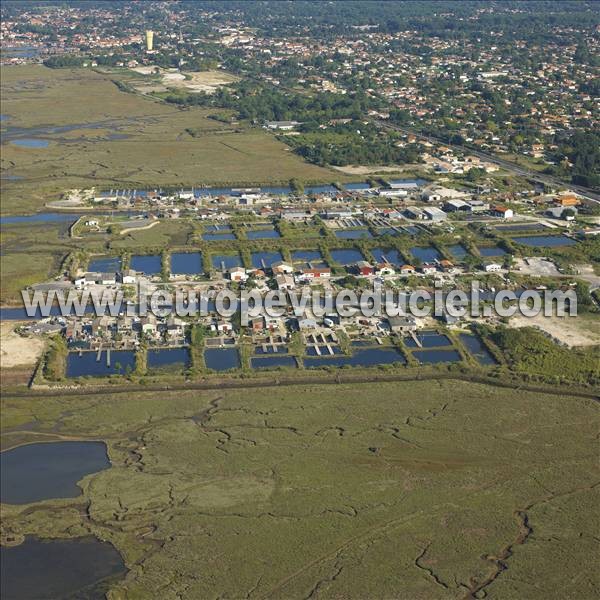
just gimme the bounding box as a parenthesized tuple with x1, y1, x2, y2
(0, 65, 338, 215)
(1, 380, 598, 599)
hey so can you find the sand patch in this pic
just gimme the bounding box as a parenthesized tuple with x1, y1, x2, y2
(0, 321, 45, 368)
(510, 313, 600, 348)
(332, 164, 428, 175)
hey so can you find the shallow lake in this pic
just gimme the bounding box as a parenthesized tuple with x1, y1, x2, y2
(413, 349, 462, 364)
(251, 251, 283, 269)
(250, 355, 298, 369)
(305, 347, 405, 368)
(371, 247, 403, 266)
(405, 332, 452, 348)
(291, 250, 326, 267)
(330, 248, 365, 266)
(448, 244, 468, 259)
(478, 246, 506, 257)
(212, 254, 242, 270)
(147, 347, 191, 370)
(88, 256, 121, 272)
(410, 246, 441, 262)
(247, 228, 281, 240)
(170, 252, 202, 275)
(130, 254, 162, 275)
(204, 348, 241, 371)
(510, 235, 577, 247)
(459, 333, 497, 366)
(9, 138, 49, 148)
(1, 441, 110, 504)
(67, 350, 135, 377)
(1, 536, 126, 600)
(335, 229, 372, 239)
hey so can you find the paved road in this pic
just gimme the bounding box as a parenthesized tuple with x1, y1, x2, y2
(377, 121, 600, 204)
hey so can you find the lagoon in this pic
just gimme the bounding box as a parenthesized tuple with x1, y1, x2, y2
(459, 333, 497, 366)
(204, 348, 241, 371)
(413, 349, 462, 364)
(9, 138, 49, 148)
(410, 246, 440, 263)
(130, 254, 162, 275)
(147, 347, 191, 370)
(170, 252, 202, 275)
(88, 256, 121, 273)
(510, 235, 577, 247)
(1, 536, 126, 600)
(66, 350, 135, 377)
(335, 229, 372, 240)
(250, 355, 298, 369)
(305, 347, 405, 368)
(330, 248, 364, 266)
(1, 441, 110, 504)
(251, 251, 283, 269)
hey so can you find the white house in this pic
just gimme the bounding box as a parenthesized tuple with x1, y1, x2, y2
(484, 263, 503, 272)
(229, 267, 248, 282)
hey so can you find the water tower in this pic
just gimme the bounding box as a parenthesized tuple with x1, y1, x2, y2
(145, 30, 154, 51)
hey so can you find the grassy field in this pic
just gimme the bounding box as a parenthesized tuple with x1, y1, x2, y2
(1, 380, 598, 599)
(0, 65, 338, 215)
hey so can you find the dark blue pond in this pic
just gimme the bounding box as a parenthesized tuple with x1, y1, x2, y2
(204, 348, 241, 371)
(88, 256, 121, 273)
(305, 347, 405, 368)
(251, 251, 283, 269)
(330, 248, 365, 266)
(130, 254, 162, 275)
(247, 228, 281, 240)
(0, 536, 126, 600)
(212, 254, 242, 269)
(405, 332, 452, 348)
(410, 246, 441, 262)
(1, 441, 110, 504)
(372, 247, 403, 266)
(479, 246, 506, 257)
(147, 347, 191, 370)
(413, 349, 462, 364)
(510, 235, 577, 247)
(66, 350, 135, 377)
(250, 355, 297, 369)
(335, 229, 372, 239)
(10, 138, 49, 148)
(170, 252, 202, 275)
(448, 244, 468, 259)
(459, 333, 497, 366)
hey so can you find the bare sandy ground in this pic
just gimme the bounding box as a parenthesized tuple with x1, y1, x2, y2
(131, 67, 239, 94)
(510, 313, 600, 347)
(0, 321, 45, 368)
(332, 164, 428, 175)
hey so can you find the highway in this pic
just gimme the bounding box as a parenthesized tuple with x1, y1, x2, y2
(377, 121, 600, 204)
